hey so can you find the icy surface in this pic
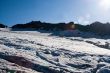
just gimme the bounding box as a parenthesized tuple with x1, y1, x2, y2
(0, 28, 110, 73)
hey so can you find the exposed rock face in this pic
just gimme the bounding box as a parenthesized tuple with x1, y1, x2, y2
(12, 21, 75, 31)
(75, 24, 90, 32)
(90, 22, 110, 35)
(0, 23, 7, 28)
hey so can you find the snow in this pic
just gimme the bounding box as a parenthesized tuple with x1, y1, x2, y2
(0, 28, 110, 73)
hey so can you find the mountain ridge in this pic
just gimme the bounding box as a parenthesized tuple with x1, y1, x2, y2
(1, 21, 110, 35)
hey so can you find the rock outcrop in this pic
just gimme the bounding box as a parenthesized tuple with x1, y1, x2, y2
(0, 23, 7, 28)
(12, 21, 75, 31)
(90, 22, 110, 35)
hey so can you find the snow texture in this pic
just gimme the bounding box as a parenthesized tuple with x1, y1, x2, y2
(0, 28, 110, 73)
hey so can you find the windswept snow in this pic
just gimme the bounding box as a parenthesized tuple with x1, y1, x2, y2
(0, 28, 110, 73)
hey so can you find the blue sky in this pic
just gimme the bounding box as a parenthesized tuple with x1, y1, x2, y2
(0, 0, 110, 26)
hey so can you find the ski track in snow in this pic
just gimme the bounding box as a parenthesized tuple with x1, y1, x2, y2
(0, 28, 110, 73)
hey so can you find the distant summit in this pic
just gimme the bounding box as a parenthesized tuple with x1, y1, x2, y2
(0, 23, 7, 28)
(90, 21, 110, 35)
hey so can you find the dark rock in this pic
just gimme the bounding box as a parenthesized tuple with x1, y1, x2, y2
(11, 21, 75, 31)
(90, 21, 110, 35)
(0, 23, 7, 28)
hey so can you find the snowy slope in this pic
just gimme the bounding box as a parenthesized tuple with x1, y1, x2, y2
(0, 28, 110, 73)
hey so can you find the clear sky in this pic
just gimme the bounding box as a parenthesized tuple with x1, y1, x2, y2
(0, 0, 110, 26)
